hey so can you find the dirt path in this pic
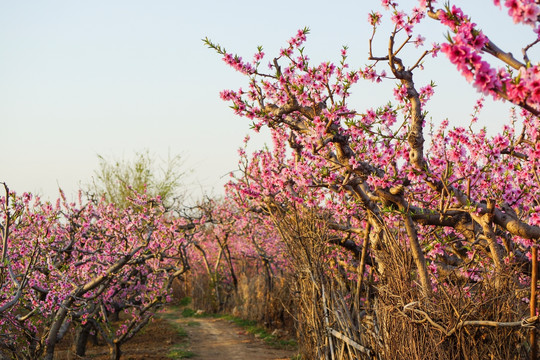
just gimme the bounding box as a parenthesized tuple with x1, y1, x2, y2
(55, 307, 297, 359)
(172, 316, 296, 360)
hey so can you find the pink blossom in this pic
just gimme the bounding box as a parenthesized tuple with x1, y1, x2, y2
(414, 34, 425, 48)
(369, 11, 382, 26)
(391, 11, 406, 27)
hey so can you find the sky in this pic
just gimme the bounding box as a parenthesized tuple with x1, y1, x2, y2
(0, 1, 535, 202)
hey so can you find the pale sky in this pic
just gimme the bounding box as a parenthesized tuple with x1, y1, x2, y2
(0, 1, 534, 201)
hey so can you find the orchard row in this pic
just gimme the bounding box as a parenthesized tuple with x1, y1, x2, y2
(3, 1, 540, 359)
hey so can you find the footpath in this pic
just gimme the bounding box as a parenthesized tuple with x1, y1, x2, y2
(169, 313, 296, 360)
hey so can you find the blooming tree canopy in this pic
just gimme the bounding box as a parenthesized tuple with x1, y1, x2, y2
(207, 0, 540, 358)
(0, 186, 191, 360)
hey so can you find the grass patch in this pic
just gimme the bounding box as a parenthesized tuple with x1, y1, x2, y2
(159, 309, 181, 320)
(181, 307, 197, 317)
(219, 314, 297, 349)
(173, 324, 188, 337)
(167, 345, 195, 359)
(178, 296, 192, 306)
(186, 320, 200, 327)
(166, 320, 194, 359)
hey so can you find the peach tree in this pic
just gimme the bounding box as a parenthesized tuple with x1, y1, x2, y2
(207, 1, 540, 358)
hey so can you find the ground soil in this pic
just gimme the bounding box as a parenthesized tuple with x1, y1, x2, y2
(54, 307, 297, 360)
(170, 316, 296, 360)
(54, 315, 183, 360)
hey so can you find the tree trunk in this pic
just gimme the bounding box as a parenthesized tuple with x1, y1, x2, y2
(75, 327, 89, 357)
(109, 341, 122, 360)
(74, 323, 94, 357)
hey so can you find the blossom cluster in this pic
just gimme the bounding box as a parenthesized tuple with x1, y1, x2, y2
(437, 2, 540, 114)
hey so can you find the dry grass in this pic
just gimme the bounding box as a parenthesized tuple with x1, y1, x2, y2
(182, 204, 535, 359)
(269, 206, 533, 360)
(184, 265, 296, 335)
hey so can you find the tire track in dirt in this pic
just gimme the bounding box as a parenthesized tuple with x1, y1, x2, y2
(175, 317, 295, 360)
